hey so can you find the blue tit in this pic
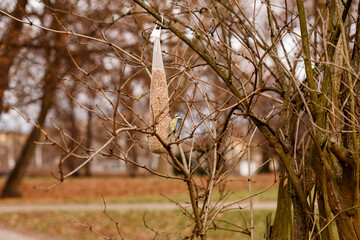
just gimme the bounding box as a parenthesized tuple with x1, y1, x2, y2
(168, 114, 182, 137)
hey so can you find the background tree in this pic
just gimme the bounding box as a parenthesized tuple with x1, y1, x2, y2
(0, 0, 28, 114)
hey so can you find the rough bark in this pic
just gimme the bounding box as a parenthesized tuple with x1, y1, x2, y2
(295, 163, 316, 239)
(270, 166, 292, 240)
(293, 196, 308, 240)
(328, 1, 360, 239)
(328, 165, 360, 239)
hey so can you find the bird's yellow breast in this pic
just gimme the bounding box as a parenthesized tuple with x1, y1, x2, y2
(170, 117, 178, 130)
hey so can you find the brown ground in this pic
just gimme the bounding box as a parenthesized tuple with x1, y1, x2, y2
(0, 173, 278, 203)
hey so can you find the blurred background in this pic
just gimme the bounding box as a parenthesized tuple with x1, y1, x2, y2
(0, 0, 280, 180)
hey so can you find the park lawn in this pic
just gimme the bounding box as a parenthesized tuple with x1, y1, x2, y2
(0, 209, 274, 240)
(0, 175, 279, 239)
(0, 187, 278, 205)
(0, 174, 278, 204)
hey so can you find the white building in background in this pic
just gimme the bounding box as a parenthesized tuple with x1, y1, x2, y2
(238, 150, 263, 176)
(0, 132, 27, 171)
(223, 140, 264, 176)
(35, 144, 43, 168)
(187, 139, 275, 176)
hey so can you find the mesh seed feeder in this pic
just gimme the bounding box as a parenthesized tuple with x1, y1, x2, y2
(149, 25, 169, 153)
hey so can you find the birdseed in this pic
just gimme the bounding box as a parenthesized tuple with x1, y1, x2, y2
(149, 67, 169, 153)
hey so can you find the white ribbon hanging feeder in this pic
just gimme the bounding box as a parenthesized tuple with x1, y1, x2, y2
(150, 16, 163, 42)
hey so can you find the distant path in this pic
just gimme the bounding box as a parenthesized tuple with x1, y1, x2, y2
(0, 201, 277, 213)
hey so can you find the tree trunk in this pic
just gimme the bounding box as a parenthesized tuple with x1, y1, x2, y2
(63, 96, 82, 177)
(127, 146, 138, 177)
(84, 110, 92, 177)
(328, 166, 360, 239)
(327, 1, 360, 238)
(317, 190, 333, 240)
(270, 165, 292, 240)
(1, 65, 58, 197)
(293, 196, 309, 240)
(335, 213, 360, 240)
(1, 0, 70, 197)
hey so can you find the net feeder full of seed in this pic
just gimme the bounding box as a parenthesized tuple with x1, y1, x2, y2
(149, 25, 169, 154)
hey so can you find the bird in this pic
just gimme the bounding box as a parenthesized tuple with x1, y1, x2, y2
(168, 114, 182, 137)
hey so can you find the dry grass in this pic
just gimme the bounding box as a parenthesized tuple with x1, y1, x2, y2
(0, 209, 276, 240)
(0, 174, 279, 239)
(0, 174, 278, 204)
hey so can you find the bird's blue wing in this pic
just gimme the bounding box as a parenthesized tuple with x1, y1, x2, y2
(168, 129, 175, 137)
(176, 118, 182, 132)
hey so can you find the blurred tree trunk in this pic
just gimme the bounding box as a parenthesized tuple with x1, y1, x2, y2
(84, 110, 92, 177)
(0, 0, 28, 114)
(1, 2, 67, 196)
(64, 95, 81, 177)
(120, 86, 140, 176)
(1, 53, 61, 197)
(127, 146, 138, 177)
